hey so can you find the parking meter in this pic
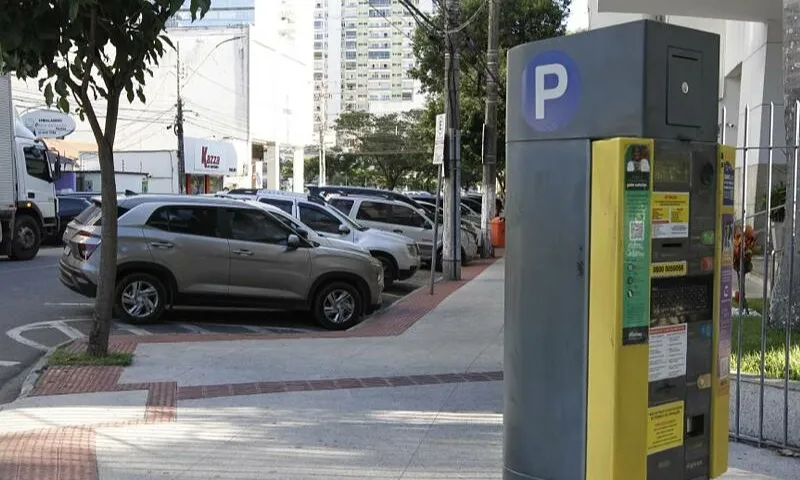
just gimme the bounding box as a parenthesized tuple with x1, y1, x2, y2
(503, 20, 732, 480)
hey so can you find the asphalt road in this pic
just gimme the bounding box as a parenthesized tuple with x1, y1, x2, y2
(0, 246, 432, 404)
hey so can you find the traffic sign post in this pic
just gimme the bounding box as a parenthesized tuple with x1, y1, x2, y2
(430, 113, 446, 294)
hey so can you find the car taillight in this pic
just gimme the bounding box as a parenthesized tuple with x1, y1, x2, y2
(71, 230, 101, 261)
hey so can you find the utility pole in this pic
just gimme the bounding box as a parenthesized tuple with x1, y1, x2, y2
(318, 82, 327, 186)
(480, 0, 499, 258)
(442, 0, 462, 280)
(175, 43, 186, 194)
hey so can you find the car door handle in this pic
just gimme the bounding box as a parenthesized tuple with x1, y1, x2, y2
(393, 229, 403, 233)
(150, 241, 174, 249)
(233, 249, 253, 256)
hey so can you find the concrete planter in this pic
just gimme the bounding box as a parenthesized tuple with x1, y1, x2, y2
(729, 373, 800, 448)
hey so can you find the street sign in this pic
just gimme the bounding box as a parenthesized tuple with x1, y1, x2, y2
(21, 109, 77, 138)
(433, 113, 446, 165)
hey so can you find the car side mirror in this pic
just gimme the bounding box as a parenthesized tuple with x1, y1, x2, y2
(338, 224, 351, 234)
(296, 228, 310, 239)
(54, 155, 63, 180)
(424, 221, 433, 230)
(287, 234, 301, 249)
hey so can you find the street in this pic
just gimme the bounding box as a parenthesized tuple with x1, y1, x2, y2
(0, 246, 431, 404)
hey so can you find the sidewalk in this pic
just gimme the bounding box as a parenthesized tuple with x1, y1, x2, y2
(0, 256, 797, 479)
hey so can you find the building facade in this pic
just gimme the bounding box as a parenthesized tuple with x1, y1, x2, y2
(11, 0, 314, 193)
(589, 0, 783, 231)
(313, 0, 433, 145)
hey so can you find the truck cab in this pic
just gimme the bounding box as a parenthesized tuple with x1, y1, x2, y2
(0, 115, 61, 260)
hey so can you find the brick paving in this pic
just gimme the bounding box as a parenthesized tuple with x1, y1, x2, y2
(1, 254, 502, 480)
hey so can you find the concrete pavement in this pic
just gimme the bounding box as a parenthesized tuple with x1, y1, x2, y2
(0, 257, 797, 479)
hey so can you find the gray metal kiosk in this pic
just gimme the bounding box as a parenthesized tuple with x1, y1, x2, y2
(504, 20, 732, 480)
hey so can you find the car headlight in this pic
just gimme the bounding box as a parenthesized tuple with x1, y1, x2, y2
(407, 243, 418, 256)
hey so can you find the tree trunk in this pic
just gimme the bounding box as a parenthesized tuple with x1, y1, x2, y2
(86, 93, 121, 357)
(769, 0, 800, 328)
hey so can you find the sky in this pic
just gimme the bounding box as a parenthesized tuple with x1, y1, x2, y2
(567, 0, 590, 32)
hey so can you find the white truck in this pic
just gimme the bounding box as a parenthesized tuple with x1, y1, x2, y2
(0, 75, 61, 260)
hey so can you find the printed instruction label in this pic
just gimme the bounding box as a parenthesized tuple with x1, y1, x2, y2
(651, 261, 688, 278)
(649, 324, 688, 382)
(718, 213, 735, 383)
(652, 192, 690, 239)
(647, 401, 685, 455)
(622, 143, 652, 346)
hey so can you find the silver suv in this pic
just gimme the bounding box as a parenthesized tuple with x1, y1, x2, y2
(222, 190, 421, 286)
(59, 195, 383, 330)
(325, 195, 479, 268)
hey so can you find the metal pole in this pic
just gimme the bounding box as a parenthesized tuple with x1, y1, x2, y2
(176, 43, 186, 195)
(442, 0, 461, 281)
(735, 105, 749, 441)
(480, 0, 499, 259)
(721, 105, 727, 144)
(784, 100, 799, 447)
(758, 102, 775, 445)
(430, 165, 443, 295)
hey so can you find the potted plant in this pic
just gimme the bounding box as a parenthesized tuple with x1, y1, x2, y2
(733, 224, 758, 312)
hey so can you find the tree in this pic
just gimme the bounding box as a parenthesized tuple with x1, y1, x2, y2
(771, 0, 800, 327)
(0, 0, 210, 355)
(408, 0, 570, 191)
(334, 111, 433, 190)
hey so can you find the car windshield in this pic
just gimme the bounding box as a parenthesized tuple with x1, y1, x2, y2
(326, 202, 369, 231)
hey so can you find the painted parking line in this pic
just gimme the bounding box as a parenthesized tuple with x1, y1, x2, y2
(44, 302, 94, 307)
(0, 360, 21, 367)
(112, 322, 153, 336)
(6, 318, 92, 351)
(174, 324, 213, 334)
(53, 321, 86, 340)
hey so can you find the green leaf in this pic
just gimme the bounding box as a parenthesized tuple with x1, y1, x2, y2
(57, 96, 70, 113)
(160, 35, 175, 50)
(43, 83, 54, 106)
(135, 86, 146, 104)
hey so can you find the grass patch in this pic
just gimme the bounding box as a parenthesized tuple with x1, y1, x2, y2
(731, 312, 800, 382)
(48, 349, 133, 367)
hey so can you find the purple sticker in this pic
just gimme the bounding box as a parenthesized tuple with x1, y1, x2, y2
(718, 213, 734, 379)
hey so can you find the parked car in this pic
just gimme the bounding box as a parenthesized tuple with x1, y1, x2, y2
(59, 195, 384, 330)
(51, 195, 92, 243)
(309, 186, 485, 254)
(222, 190, 421, 286)
(325, 194, 479, 269)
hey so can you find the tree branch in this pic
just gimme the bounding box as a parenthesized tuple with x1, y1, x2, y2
(80, 6, 99, 98)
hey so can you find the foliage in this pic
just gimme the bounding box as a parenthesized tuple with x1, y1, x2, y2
(759, 183, 786, 223)
(733, 225, 758, 274)
(408, 0, 571, 189)
(333, 111, 435, 190)
(0, 0, 209, 356)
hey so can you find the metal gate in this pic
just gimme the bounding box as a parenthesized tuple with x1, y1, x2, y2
(723, 102, 799, 451)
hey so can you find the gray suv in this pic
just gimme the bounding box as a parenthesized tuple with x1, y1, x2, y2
(59, 195, 383, 330)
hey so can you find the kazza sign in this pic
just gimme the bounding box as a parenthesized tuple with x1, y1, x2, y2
(521, 50, 582, 132)
(184, 137, 238, 175)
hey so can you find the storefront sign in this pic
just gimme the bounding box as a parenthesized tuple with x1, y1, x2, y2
(21, 109, 77, 138)
(183, 137, 238, 175)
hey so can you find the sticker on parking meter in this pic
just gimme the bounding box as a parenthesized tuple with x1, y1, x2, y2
(722, 159, 735, 207)
(622, 143, 652, 346)
(647, 401, 685, 455)
(718, 213, 734, 384)
(651, 192, 690, 239)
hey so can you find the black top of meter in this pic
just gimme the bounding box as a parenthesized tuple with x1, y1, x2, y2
(506, 20, 720, 144)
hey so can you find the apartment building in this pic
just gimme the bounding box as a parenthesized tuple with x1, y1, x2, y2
(314, 0, 433, 145)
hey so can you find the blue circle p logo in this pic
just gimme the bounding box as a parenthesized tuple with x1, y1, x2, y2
(522, 50, 582, 132)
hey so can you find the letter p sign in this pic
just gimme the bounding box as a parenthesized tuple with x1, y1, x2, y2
(522, 50, 581, 132)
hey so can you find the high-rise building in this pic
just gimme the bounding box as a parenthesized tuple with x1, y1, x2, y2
(314, 0, 433, 144)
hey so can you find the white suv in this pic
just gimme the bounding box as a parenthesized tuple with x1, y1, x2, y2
(222, 190, 421, 286)
(326, 194, 479, 268)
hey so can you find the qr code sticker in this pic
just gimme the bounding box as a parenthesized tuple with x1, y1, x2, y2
(629, 220, 644, 241)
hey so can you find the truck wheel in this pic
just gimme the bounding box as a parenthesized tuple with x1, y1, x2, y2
(9, 215, 41, 261)
(312, 281, 363, 330)
(114, 273, 167, 324)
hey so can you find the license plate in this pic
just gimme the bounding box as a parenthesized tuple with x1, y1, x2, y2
(63, 244, 71, 256)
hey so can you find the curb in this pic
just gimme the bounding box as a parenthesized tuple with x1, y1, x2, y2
(16, 339, 76, 401)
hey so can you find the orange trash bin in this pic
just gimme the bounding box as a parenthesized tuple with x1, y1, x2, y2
(490, 216, 505, 248)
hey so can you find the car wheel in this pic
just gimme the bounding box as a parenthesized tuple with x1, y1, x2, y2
(374, 253, 396, 287)
(114, 273, 167, 324)
(9, 215, 41, 261)
(312, 282, 363, 330)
